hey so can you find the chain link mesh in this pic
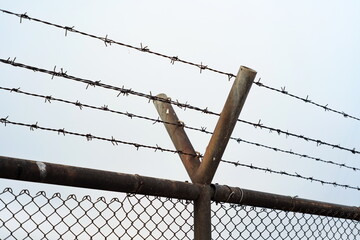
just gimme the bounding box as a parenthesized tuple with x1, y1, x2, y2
(1, 187, 359, 239)
(212, 202, 359, 239)
(0, 188, 193, 239)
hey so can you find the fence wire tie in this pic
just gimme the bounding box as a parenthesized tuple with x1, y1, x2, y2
(225, 185, 235, 203)
(134, 174, 144, 194)
(290, 195, 298, 211)
(64, 26, 74, 36)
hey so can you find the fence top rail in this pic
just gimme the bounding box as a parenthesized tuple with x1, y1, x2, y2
(0, 155, 359, 221)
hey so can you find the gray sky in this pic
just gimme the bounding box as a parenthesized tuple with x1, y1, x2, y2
(1, 1, 359, 206)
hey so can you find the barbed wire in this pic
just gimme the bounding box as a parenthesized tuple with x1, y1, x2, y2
(1, 57, 359, 156)
(0, 116, 358, 191)
(0, 116, 186, 155)
(2, 85, 359, 172)
(220, 159, 360, 191)
(1, 8, 359, 123)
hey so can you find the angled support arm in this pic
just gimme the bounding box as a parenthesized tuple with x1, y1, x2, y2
(153, 66, 256, 184)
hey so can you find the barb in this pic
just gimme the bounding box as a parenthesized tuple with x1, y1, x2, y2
(1, 117, 358, 191)
(1, 8, 359, 122)
(220, 159, 360, 191)
(1, 58, 359, 156)
(3, 85, 359, 172)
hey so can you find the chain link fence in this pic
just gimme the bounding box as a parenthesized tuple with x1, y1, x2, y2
(0, 188, 193, 239)
(212, 202, 359, 240)
(1, 187, 359, 239)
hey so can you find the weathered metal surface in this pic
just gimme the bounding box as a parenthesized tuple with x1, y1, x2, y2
(194, 185, 212, 240)
(153, 93, 201, 182)
(0, 155, 200, 201)
(1, 155, 359, 221)
(194, 66, 257, 184)
(211, 184, 360, 221)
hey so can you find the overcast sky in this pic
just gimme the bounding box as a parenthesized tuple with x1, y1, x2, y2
(1, 1, 359, 206)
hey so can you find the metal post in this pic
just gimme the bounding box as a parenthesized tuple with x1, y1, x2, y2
(153, 94, 201, 182)
(194, 66, 257, 184)
(194, 185, 212, 240)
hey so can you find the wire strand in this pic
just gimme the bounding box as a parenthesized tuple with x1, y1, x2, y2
(1, 8, 359, 122)
(1, 57, 359, 156)
(0, 116, 358, 191)
(220, 159, 360, 191)
(2, 85, 358, 172)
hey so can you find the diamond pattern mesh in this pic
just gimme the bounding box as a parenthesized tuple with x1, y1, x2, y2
(1, 188, 359, 239)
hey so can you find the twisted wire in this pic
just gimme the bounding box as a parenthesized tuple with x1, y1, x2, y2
(1, 8, 359, 122)
(0, 116, 358, 191)
(2, 85, 359, 172)
(1, 57, 359, 156)
(0, 116, 185, 155)
(220, 159, 360, 191)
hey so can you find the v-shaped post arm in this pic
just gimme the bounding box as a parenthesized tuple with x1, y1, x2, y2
(153, 66, 256, 184)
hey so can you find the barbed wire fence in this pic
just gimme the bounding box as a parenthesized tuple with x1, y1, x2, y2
(1, 8, 360, 240)
(1, 58, 359, 156)
(1, 8, 359, 123)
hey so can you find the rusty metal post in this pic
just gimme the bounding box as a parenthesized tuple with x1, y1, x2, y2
(153, 94, 201, 182)
(194, 185, 212, 240)
(194, 66, 257, 184)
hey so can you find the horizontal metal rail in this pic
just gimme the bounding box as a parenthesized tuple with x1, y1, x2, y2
(0, 155, 359, 221)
